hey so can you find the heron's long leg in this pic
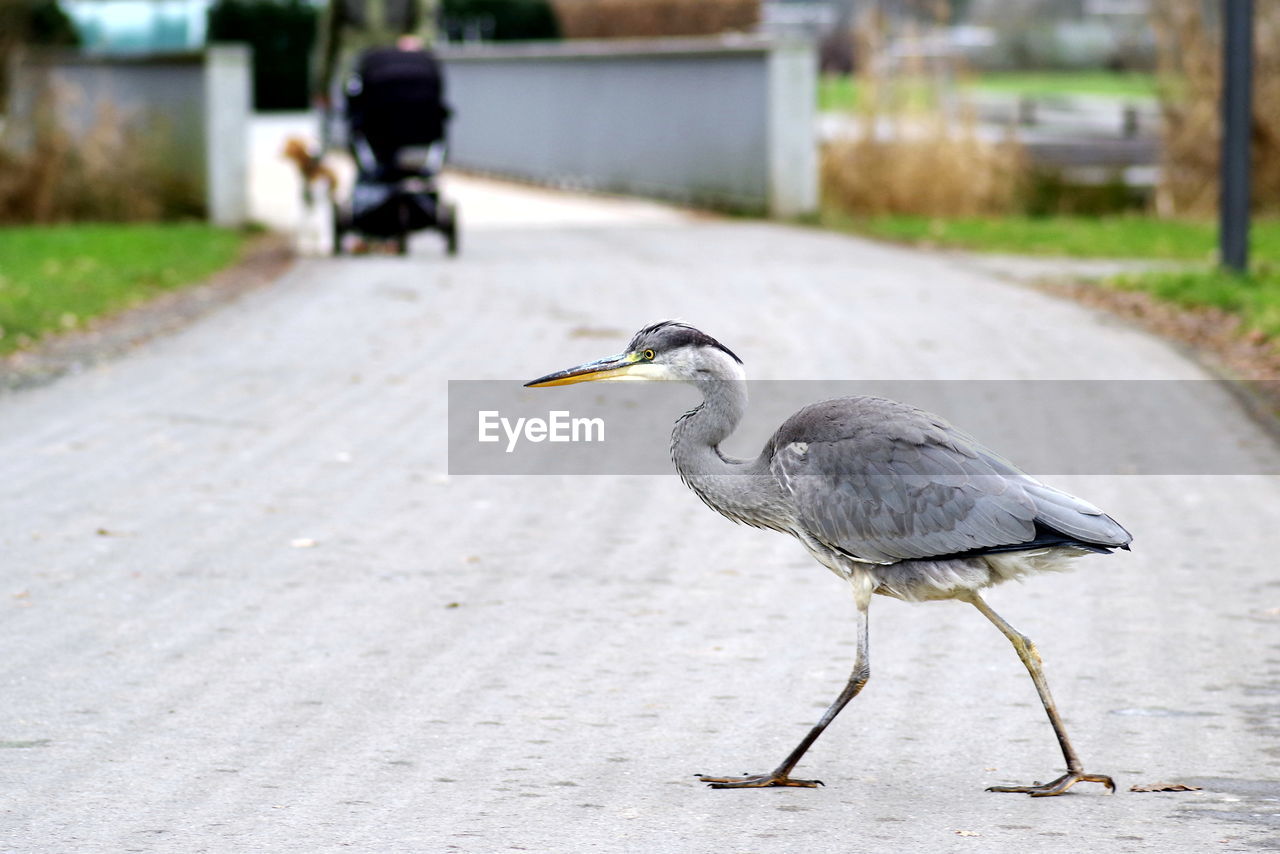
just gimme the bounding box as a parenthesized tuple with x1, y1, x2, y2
(698, 596, 870, 789)
(967, 592, 1115, 797)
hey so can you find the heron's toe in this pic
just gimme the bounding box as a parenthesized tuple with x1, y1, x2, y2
(697, 772, 823, 789)
(987, 771, 1115, 797)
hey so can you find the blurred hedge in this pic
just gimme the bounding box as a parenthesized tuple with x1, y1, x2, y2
(207, 0, 318, 111)
(551, 0, 758, 39)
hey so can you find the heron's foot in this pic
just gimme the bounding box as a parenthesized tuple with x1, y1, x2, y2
(987, 770, 1116, 797)
(697, 772, 823, 789)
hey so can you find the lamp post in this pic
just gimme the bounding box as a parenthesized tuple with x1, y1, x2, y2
(1220, 0, 1254, 274)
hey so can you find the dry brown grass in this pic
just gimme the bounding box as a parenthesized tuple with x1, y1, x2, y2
(550, 0, 758, 39)
(822, 112, 1027, 218)
(1150, 0, 1280, 216)
(0, 75, 200, 223)
(821, 10, 1029, 218)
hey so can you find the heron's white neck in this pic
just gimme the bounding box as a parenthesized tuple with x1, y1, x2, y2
(670, 373, 750, 479)
(669, 372, 792, 530)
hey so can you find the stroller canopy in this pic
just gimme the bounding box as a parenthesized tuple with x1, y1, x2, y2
(347, 47, 449, 156)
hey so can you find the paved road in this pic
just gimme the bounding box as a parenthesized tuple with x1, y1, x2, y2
(3, 177, 1280, 853)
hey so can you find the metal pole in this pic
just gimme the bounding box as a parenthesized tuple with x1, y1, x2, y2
(1220, 0, 1254, 274)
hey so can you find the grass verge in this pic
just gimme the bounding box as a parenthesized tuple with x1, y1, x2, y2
(0, 223, 249, 355)
(970, 70, 1158, 99)
(1108, 267, 1280, 340)
(818, 209, 1280, 342)
(819, 211, 1280, 263)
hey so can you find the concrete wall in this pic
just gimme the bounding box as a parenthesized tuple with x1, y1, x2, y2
(8, 46, 251, 225)
(438, 37, 817, 217)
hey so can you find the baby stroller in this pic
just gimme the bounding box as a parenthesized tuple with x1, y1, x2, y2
(332, 45, 458, 256)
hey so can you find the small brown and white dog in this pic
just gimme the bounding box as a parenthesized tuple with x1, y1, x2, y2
(281, 136, 340, 254)
(282, 136, 338, 205)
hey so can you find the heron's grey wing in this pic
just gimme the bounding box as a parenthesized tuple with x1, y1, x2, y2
(768, 397, 1127, 564)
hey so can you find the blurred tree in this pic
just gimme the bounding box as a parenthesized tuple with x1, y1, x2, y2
(0, 0, 80, 111)
(314, 0, 437, 105)
(21, 0, 80, 43)
(440, 0, 559, 41)
(208, 0, 319, 111)
(1152, 0, 1279, 216)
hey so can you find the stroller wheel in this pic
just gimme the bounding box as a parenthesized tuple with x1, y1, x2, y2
(331, 202, 346, 256)
(442, 203, 459, 256)
(394, 200, 411, 256)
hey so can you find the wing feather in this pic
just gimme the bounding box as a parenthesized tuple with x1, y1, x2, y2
(768, 396, 1130, 564)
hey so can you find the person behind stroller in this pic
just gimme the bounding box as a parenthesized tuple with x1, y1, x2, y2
(313, 0, 435, 147)
(331, 35, 458, 255)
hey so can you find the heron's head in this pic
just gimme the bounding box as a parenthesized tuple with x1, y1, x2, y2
(525, 321, 744, 388)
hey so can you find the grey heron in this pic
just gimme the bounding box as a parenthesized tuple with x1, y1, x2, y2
(526, 321, 1129, 796)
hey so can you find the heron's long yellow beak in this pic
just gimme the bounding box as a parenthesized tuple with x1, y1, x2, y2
(526, 352, 650, 387)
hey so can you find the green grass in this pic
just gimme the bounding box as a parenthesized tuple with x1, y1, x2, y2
(821, 212, 1280, 263)
(0, 223, 248, 355)
(818, 73, 860, 112)
(818, 70, 1159, 112)
(818, 74, 933, 112)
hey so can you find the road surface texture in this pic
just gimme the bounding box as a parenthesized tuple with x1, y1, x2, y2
(3, 174, 1280, 853)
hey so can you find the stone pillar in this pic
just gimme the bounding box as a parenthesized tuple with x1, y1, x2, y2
(767, 41, 818, 219)
(204, 44, 252, 226)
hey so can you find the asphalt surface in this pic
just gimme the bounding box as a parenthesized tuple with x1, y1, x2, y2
(3, 174, 1280, 853)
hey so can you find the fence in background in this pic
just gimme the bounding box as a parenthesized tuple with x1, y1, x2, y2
(438, 36, 817, 217)
(7, 45, 250, 225)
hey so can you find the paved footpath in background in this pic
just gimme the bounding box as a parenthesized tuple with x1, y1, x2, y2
(3, 169, 1280, 852)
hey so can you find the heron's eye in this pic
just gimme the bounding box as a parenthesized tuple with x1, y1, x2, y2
(643, 349, 656, 361)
